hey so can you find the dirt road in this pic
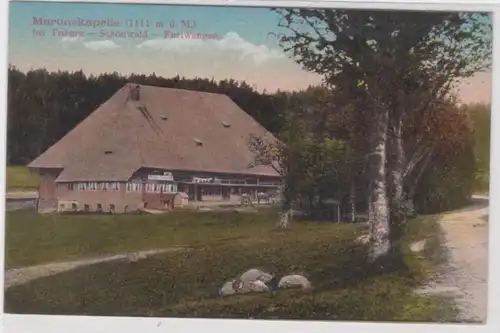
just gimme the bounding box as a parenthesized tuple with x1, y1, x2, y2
(417, 195, 489, 323)
(4, 247, 187, 290)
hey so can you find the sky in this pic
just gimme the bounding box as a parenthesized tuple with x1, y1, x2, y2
(8, 1, 492, 104)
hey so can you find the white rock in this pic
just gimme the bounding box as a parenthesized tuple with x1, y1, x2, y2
(356, 234, 371, 245)
(239, 269, 273, 284)
(249, 280, 270, 293)
(236, 269, 274, 293)
(219, 279, 237, 297)
(410, 239, 427, 253)
(278, 274, 311, 289)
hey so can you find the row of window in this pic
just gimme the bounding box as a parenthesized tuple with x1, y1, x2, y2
(59, 201, 175, 213)
(60, 203, 116, 212)
(143, 183, 178, 193)
(67, 182, 121, 191)
(66, 182, 178, 193)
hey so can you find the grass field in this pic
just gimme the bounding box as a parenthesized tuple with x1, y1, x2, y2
(5, 166, 39, 191)
(5, 209, 295, 269)
(4, 209, 456, 321)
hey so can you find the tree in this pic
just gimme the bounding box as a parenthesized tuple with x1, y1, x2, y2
(248, 89, 359, 227)
(249, 98, 311, 228)
(274, 9, 492, 263)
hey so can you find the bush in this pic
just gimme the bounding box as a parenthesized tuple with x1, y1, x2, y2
(415, 143, 475, 214)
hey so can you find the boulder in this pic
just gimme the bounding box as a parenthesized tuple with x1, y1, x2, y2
(219, 279, 237, 297)
(249, 280, 270, 293)
(278, 274, 311, 290)
(235, 268, 273, 293)
(410, 239, 427, 253)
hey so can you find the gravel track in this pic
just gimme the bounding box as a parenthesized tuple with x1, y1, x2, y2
(416, 196, 488, 323)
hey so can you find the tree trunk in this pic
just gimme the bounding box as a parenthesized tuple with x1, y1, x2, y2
(388, 117, 407, 245)
(367, 106, 391, 263)
(350, 177, 356, 222)
(406, 147, 434, 216)
(278, 200, 293, 228)
(278, 189, 293, 228)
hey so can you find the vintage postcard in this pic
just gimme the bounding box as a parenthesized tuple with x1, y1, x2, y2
(2, 0, 493, 325)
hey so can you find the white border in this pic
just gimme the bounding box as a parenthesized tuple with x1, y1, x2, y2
(1, 1, 499, 333)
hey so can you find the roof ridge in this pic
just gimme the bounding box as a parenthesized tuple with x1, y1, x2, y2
(124, 83, 227, 97)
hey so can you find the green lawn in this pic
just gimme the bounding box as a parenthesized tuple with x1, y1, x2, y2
(4, 210, 457, 321)
(5, 166, 39, 191)
(5, 209, 300, 269)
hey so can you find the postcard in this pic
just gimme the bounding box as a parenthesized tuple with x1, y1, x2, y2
(2, 0, 493, 326)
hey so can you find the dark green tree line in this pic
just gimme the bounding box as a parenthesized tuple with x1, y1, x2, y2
(7, 66, 289, 165)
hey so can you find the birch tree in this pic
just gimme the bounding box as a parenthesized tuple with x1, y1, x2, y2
(274, 9, 492, 264)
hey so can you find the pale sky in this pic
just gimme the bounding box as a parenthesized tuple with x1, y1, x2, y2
(9, 1, 492, 105)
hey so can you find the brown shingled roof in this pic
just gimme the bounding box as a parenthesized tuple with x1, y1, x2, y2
(28, 84, 280, 181)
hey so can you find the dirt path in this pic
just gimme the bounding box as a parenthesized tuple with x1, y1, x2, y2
(4, 247, 187, 290)
(416, 195, 488, 323)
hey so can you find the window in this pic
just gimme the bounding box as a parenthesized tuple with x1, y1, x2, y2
(88, 182, 98, 191)
(72, 203, 77, 211)
(154, 184, 162, 193)
(200, 186, 220, 197)
(97, 204, 102, 212)
(146, 183, 155, 193)
(110, 182, 120, 191)
(109, 204, 115, 213)
(161, 184, 173, 193)
(126, 182, 142, 192)
(84, 204, 90, 212)
(194, 137, 203, 147)
(78, 183, 86, 191)
(98, 182, 109, 191)
(68, 183, 75, 191)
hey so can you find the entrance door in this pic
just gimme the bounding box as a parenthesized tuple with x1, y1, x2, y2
(222, 187, 230, 200)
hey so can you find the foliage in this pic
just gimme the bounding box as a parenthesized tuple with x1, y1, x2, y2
(415, 140, 476, 214)
(465, 103, 491, 193)
(5, 212, 456, 322)
(8, 63, 484, 218)
(249, 94, 359, 212)
(271, 9, 491, 245)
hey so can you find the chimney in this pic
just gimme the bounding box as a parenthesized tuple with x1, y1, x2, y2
(130, 85, 140, 101)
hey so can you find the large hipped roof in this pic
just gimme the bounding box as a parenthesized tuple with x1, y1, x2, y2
(28, 84, 280, 181)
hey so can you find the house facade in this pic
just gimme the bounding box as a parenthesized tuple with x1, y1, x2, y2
(29, 84, 282, 213)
